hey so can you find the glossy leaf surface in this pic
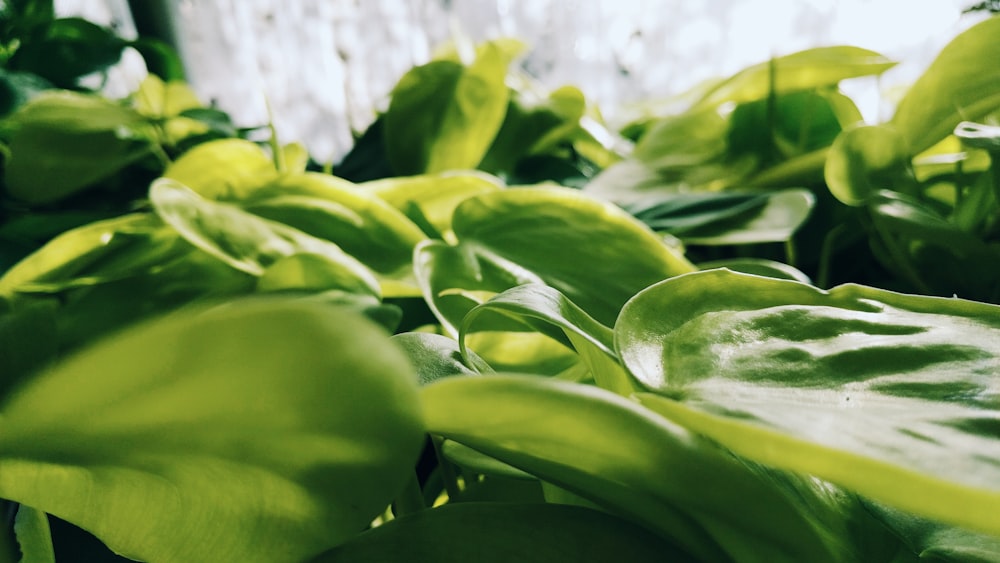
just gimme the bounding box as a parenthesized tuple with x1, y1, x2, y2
(891, 16, 1000, 154)
(422, 375, 852, 562)
(617, 269, 1000, 535)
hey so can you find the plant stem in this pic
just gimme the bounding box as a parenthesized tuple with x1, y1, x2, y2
(392, 471, 426, 517)
(430, 436, 463, 502)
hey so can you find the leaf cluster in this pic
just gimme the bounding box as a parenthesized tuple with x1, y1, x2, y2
(0, 10, 998, 563)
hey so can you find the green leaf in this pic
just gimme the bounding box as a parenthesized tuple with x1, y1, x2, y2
(390, 332, 483, 386)
(679, 188, 815, 245)
(891, 16, 1000, 154)
(413, 239, 546, 337)
(309, 503, 693, 563)
(864, 502, 1000, 563)
(825, 125, 911, 206)
(422, 375, 850, 562)
(162, 138, 277, 200)
(2, 91, 154, 204)
(479, 85, 587, 175)
(13, 505, 55, 563)
(0, 213, 184, 295)
(696, 258, 812, 284)
(7, 18, 125, 89)
(383, 40, 511, 174)
(0, 299, 425, 563)
(149, 178, 381, 297)
(364, 172, 503, 239)
(244, 172, 426, 286)
(460, 284, 634, 393)
(694, 46, 895, 109)
(129, 37, 185, 81)
(616, 268, 1000, 536)
(0, 300, 57, 399)
(451, 186, 695, 326)
(625, 192, 769, 234)
(0, 69, 51, 117)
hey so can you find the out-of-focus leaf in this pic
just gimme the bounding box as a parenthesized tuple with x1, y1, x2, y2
(891, 17, 1000, 154)
(3, 91, 154, 204)
(451, 186, 695, 327)
(0, 214, 183, 295)
(310, 503, 693, 563)
(391, 332, 483, 386)
(149, 178, 380, 297)
(0, 69, 51, 117)
(245, 173, 425, 284)
(479, 85, 587, 175)
(422, 375, 856, 563)
(364, 171, 502, 239)
(617, 268, 1000, 536)
(7, 18, 125, 89)
(825, 125, 911, 206)
(626, 192, 768, 234)
(0, 300, 57, 399)
(674, 189, 815, 246)
(161, 138, 277, 200)
(694, 46, 895, 110)
(864, 502, 1000, 563)
(384, 40, 511, 175)
(0, 300, 425, 563)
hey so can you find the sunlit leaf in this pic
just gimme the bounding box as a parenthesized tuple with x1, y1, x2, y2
(149, 178, 380, 297)
(891, 16, 1000, 155)
(825, 125, 911, 206)
(422, 375, 856, 562)
(617, 268, 1000, 536)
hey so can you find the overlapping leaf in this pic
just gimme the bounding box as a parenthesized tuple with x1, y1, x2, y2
(616, 268, 1000, 536)
(0, 300, 425, 563)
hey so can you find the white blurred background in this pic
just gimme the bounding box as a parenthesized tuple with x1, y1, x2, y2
(57, 0, 991, 162)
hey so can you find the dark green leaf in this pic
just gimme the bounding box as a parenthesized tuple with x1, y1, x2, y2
(149, 178, 381, 297)
(694, 46, 896, 109)
(3, 91, 154, 204)
(311, 503, 693, 563)
(680, 188, 815, 245)
(825, 125, 911, 206)
(422, 375, 853, 562)
(7, 18, 125, 88)
(391, 332, 484, 386)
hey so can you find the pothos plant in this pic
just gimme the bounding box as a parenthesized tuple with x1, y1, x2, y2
(0, 8, 997, 563)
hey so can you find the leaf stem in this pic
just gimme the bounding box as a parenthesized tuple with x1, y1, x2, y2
(430, 436, 463, 502)
(391, 471, 426, 517)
